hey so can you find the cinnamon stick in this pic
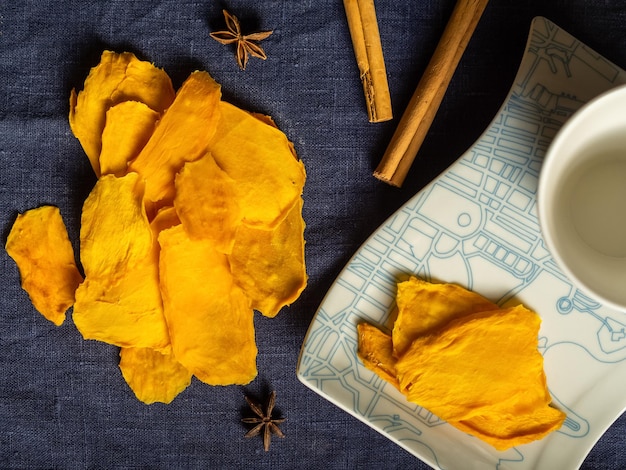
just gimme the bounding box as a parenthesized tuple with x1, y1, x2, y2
(344, 0, 393, 123)
(374, 0, 490, 186)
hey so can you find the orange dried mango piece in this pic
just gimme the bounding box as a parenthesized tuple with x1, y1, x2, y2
(73, 173, 169, 350)
(453, 404, 566, 450)
(158, 225, 257, 385)
(229, 197, 306, 317)
(100, 101, 159, 176)
(356, 323, 399, 389)
(119, 347, 192, 404)
(392, 276, 498, 356)
(69, 50, 175, 176)
(73, 264, 170, 350)
(128, 71, 222, 214)
(209, 101, 306, 229)
(78, 173, 152, 282)
(150, 206, 181, 238)
(174, 153, 241, 253)
(250, 112, 279, 127)
(395, 305, 565, 450)
(5, 206, 83, 326)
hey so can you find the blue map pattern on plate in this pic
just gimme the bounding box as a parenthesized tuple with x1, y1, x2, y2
(298, 17, 626, 470)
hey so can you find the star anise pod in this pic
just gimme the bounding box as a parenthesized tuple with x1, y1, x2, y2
(210, 9, 273, 70)
(241, 391, 286, 451)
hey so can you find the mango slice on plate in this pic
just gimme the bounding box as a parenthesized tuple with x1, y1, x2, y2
(174, 152, 241, 254)
(119, 347, 192, 404)
(396, 305, 565, 450)
(356, 323, 398, 388)
(392, 276, 498, 356)
(5, 206, 83, 326)
(69, 50, 175, 176)
(229, 197, 307, 317)
(453, 403, 567, 451)
(358, 278, 566, 450)
(158, 225, 257, 385)
(73, 173, 170, 350)
(396, 306, 552, 418)
(209, 101, 306, 229)
(128, 71, 222, 215)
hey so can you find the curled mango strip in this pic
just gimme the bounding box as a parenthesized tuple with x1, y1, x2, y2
(69, 50, 175, 176)
(119, 347, 192, 404)
(5, 206, 83, 326)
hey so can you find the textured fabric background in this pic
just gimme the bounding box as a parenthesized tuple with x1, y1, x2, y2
(1, 1, 626, 468)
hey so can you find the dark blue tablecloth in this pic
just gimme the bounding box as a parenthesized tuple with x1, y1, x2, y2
(2, 1, 625, 468)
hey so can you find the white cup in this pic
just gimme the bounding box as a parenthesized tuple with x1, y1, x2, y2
(538, 84, 626, 310)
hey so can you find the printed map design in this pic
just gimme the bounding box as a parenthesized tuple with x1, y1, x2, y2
(298, 17, 626, 469)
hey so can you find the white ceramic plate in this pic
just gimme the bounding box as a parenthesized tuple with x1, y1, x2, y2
(297, 17, 626, 470)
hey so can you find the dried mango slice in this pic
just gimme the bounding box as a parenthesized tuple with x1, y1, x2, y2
(100, 101, 159, 176)
(453, 404, 566, 450)
(158, 225, 257, 385)
(395, 305, 565, 450)
(174, 153, 241, 253)
(69, 50, 175, 176)
(5, 206, 83, 326)
(150, 206, 181, 238)
(392, 276, 498, 356)
(209, 101, 306, 229)
(78, 173, 152, 282)
(119, 347, 192, 404)
(229, 197, 306, 317)
(128, 71, 222, 215)
(73, 264, 170, 350)
(73, 173, 169, 350)
(250, 112, 279, 127)
(356, 323, 399, 388)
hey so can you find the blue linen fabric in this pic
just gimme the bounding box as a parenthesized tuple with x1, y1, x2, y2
(1, 0, 626, 468)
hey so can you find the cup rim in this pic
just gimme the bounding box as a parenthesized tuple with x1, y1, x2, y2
(538, 84, 626, 311)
